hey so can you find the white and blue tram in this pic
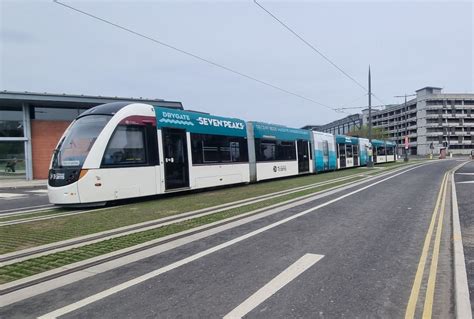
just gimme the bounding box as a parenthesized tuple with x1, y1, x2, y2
(371, 139, 397, 164)
(247, 122, 313, 182)
(312, 131, 337, 173)
(48, 102, 396, 205)
(335, 135, 360, 169)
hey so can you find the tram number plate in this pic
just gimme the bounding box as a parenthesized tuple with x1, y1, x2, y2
(51, 173, 65, 180)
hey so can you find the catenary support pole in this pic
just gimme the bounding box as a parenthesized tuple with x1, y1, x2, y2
(367, 66, 374, 168)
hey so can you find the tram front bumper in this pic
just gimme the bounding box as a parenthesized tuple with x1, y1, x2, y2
(48, 183, 80, 205)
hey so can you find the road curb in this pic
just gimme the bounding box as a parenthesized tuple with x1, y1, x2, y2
(451, 164, 472, 319)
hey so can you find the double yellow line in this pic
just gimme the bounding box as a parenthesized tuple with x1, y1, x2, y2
(405, 171, 449, 319)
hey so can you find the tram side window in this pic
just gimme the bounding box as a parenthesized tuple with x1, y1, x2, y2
(257, 140, 276, 161)
(102, 125, 147, 166)
(338, 144, 346, 157)
(323, 141, 329, 156)
(386, 147, 394, 155)
(346, 145, 353, 157)
(255, 139, 296, 161)
(377, 147, 386, 156)
(191, 134, 248, 164)
(353, 145, 359, 156)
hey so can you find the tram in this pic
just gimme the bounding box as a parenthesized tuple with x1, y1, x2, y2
(48, 102, 396, 206)
(312, 131, 336, 173)
(247, 122, 313, 182)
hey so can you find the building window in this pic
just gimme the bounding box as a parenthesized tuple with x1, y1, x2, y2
(33, 107, 86, 121)
(0, 141, 25, 179)
(191, 134, 248, 164)
(0, 105, 24, 137)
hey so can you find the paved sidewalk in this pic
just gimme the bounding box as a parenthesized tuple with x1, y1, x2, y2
(0, 179, 47, 189)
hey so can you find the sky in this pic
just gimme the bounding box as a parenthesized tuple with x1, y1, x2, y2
(1, 0, 473, 128)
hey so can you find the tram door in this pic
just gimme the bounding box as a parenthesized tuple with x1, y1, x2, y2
(297, 140, 310, 173)
(162, 128, 189, 190)
(338, 144, 346, 168)
(322, 140, 329, 171)
(353, 145, 359, 166)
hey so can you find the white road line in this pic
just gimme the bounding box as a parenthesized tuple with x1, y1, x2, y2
(456, 173, 474, 175)
(223, 253, 324, 319)
(2, 196, 27, 201)
(27, 189, 48, 193)
(0, 193, 24, 199)
(451, 166, 472, 319)
(37, 164, 422, 319)
(456, 181, 474, 184)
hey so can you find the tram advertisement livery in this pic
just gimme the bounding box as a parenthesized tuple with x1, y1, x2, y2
(47, 102, 396, 206)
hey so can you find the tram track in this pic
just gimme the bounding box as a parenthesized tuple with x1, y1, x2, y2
(0, 204, 56, 217)
(0, 161, 433, 297)
(0, 160, 438, 305)
(0, 173, 369, 264)
(1, 173, 364, 227)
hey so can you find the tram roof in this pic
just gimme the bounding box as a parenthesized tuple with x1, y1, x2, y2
(371, 139, 385, 147)
(154, 106, 247, 137)
(250, 122, 311, 141)
(335, 135, 359, 145)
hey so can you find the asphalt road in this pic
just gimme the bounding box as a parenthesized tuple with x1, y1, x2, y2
(1, 160, 463, 318)
(455, 160, 474, 312)
(0, 186, 51, 214)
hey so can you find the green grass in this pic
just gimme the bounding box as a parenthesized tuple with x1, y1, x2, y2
(0, 177, 360, 284)
(0, 161, 415, 255)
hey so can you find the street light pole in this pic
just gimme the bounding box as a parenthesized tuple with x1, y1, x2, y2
(403, 94, 409, 162)
(367, 66, 374, 168)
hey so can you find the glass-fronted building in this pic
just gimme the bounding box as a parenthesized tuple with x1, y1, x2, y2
(0, 91, 182, 180)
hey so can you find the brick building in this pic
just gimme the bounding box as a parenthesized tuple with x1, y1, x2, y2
(0, 91, 182, 180)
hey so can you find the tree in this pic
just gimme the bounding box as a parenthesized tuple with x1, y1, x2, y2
(347, 125, 387, 139)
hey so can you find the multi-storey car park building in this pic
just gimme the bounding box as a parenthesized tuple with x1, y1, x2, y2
(362, 87, 474, 156)
(306, 87, 474, 156)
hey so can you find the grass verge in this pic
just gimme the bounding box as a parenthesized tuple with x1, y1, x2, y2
(0, 161, 415, 255)
(0, 177, 360, 284)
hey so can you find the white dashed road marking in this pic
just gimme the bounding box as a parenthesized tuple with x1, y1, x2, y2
(0, 193, 25, 199)
(223, 253, 324, 319)
(27, 189, 48, 194)
(38, 164, 422, 319)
